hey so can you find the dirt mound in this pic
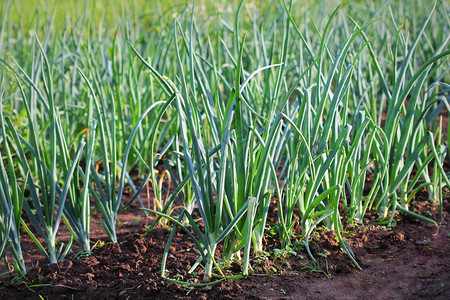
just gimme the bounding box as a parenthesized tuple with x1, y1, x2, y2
(1, 198, 449, 299)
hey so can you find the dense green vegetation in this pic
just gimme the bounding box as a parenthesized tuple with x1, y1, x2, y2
(1, 0, 448, 284)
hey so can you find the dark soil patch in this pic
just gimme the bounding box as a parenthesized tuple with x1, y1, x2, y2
(1, 190, 449, 299)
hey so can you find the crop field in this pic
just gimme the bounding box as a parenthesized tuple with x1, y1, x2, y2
(0, 0, 449, 298)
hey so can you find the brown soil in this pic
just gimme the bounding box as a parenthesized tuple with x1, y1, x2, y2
(0, 190, 449, 300)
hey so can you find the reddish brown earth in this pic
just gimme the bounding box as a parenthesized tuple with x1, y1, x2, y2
(0, 190, 449, 299)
